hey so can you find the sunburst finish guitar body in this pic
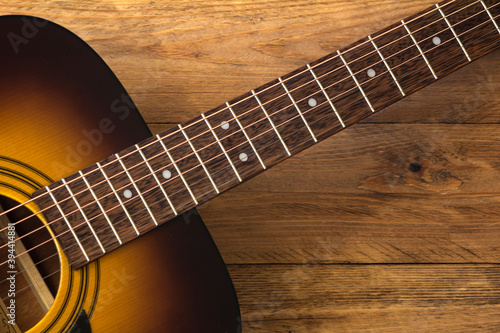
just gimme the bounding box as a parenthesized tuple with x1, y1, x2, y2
(0, 16, 240, 333)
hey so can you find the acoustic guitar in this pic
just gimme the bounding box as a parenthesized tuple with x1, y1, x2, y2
(1, 0, 499, 331)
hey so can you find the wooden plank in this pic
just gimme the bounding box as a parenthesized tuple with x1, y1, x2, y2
(229, 264, 500, 332)
(150, 123, 500, 195)
(198, 191, 500, 263)
(3, 1, 499, 123)
(0, 0, 438, 123)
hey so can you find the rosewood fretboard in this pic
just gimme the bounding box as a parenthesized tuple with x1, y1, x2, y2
(33, 0, 500, 268)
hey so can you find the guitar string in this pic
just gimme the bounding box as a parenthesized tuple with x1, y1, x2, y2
(0, 2, 495, 262)
(1, 11, 498, 290)
(4, 24, 499, 304)
(0, 0, 467, 228)
(0, 0, 484, 249)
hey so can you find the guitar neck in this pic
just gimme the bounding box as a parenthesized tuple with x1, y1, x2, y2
(34, 0, 500, 268)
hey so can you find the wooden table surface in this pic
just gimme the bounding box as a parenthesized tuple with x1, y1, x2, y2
(3, 0, 500, 331)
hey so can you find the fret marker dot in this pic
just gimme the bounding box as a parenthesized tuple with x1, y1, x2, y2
(367, 68, 376, 78)
(432, 36, 441, 46)
(123, 189, 133, 199)
(239, 153, 248, 162)
(221, 121, 230, 130)
(162, 170, 172, 179)
(308, 98, 317, 107)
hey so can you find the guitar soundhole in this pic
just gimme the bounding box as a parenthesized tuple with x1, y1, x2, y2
(0, 195, 60, 331)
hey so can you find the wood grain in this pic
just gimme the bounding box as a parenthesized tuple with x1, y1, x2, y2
(230, 264, 500, 332)
(3, 0, 500, 331)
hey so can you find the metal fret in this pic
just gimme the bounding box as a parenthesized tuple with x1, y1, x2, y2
(202, 114, 242, 182)
(278, 78, 318, 142)
(97, 161, 140, 235)
(178, 124, 220, 194)
(156, 134, 199, 205)
(252, 90, 292, 156)
(226, 102, 267, 169)
(62, 179, 105, 253)
(481, 1, 500, 35)
(368, 35, 406, 97)
(306, 64, 346, 127)
(45, 187, 90, 261)
(436, 4, 471, 62)
(115, 153, 158, 226)
(79, 171, 122, 244)
(135, 144, 178, 215)
(337, 51, 375, 112)
(401, 19, 438, 79)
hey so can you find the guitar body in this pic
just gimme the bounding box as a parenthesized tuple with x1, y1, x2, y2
(0, 16, 240, 332)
